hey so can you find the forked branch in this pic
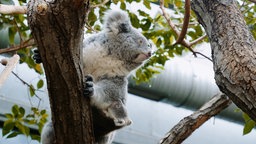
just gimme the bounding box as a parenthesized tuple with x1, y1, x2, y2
(159, 0, 210, 60)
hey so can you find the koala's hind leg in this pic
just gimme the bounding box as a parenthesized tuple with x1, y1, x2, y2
(105, 101, 132, 126)
(95, 132, 115, 144)
(41, 122, 55, 144)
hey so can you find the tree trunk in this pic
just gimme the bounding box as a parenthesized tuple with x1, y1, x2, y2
(191, 0, 256, 121)
(27, 0, 94, 143)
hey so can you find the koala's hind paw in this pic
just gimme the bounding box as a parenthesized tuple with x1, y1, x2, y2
(114, 119, 126, 126)
(83, 75, 94, 97)
(32, 49, 42, 64)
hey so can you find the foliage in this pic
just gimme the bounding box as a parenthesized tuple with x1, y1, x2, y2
(239, 0, 256, 39)
(2, 105, 48, 142)
(1, 0, 256, 141)
(242, 112, 256, 135)
(0, 0, 43, 74)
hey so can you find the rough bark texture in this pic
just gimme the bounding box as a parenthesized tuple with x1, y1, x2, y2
(191, 0, 256, 121)
(159, 93, 231, 144)
(27, 0, 94, 143)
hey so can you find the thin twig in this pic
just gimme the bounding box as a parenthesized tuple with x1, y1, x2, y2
(176, 22, 198, 27)
(0, 4, 27, 14)
(11, 71, 42, 108)
(13, 18, 24, 42)
(189, 34, 207, 46)
(85, 23, 98, 32)
(0, 38, 35, 54)
(194, 51, 212, 62)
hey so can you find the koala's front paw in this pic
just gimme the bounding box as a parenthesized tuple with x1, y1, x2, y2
(83, 75, 94, 97)
(32, 49, 42, 64)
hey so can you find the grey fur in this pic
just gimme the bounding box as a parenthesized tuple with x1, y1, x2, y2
(41, 10, 151, 144)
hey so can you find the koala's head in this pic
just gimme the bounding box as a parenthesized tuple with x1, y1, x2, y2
(103, 10, 152, 71)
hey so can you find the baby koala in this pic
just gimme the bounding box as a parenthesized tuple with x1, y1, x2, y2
(39, 10, 152, 144)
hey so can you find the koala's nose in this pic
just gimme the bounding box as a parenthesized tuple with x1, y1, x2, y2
(147, 52, 152, 57)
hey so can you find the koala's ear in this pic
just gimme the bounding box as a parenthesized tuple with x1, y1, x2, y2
(103, 10, 131, 34)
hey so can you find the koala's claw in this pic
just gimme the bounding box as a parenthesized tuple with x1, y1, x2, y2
(83, 75, 94, 97)
(32, 49, 42, 64)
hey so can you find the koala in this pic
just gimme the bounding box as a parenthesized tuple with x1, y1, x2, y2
(36, 10, 152, 144)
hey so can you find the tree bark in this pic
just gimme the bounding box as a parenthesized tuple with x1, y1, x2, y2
(27, 0, 94, 143)
(191, 0, 256, 121)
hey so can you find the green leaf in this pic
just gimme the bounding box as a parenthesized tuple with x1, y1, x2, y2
(34, 64, 43, 74)
(37, 79, 44, 89)
(88, 9, 97, 26)
(29, 84, 35, 97)
(12, 105, 19, 117)
(156, 38, 162, 47)
(120, 2, 126, 10)
(143, 0, 151, 9)
(140, 19, 151, 31)
(243, 120, 255, 135)
(19, 107, 25, 117)
(16, 122, 30, 136)
(94, 24, 101, 31)
(3, 120, 15, 136)
(5, 113, 14, 119)
(112, 0, 119, 4)
(138, 10, 149, 17)
(6, 131, 18, 138)
(129, 12, 140, 28)
(242, 112, 251, 122)
(8, 27, 16, 44)
(31, 134, 41, 142)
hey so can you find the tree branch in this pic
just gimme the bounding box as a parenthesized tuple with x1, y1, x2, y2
(159, 0, 181, 37)
(0, 4, 27, 14)
(0, 54, 20, 88)
(0, 38, 35, 54)
(175, 0, 191, 44)
(160, 93, 231, 144)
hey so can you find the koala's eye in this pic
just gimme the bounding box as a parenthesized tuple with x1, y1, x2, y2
(148, 43, 152, 48)
(115, 103, 121, 109)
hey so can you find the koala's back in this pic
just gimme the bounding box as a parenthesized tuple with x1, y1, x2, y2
(83, 33, 129, 80)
